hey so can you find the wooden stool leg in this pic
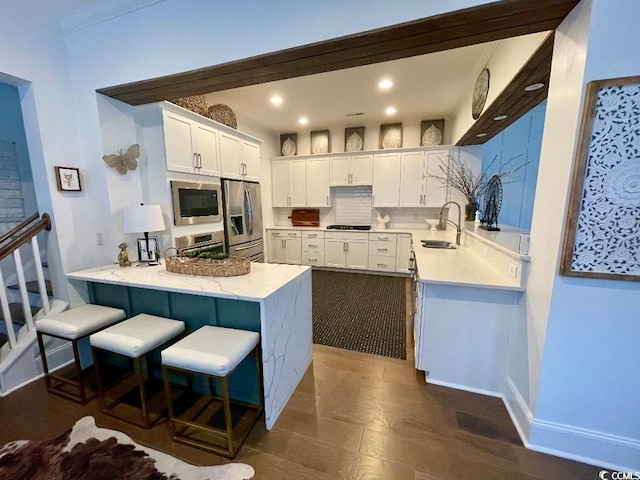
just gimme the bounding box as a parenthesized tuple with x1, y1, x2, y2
(134, 356, 150, 427)
(71, 339, 87, 403)
(92, 347, 105, 408)
(162, 365, 176, 438)
(222, 376, 234, 456)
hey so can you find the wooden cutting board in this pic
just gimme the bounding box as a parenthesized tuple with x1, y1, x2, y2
(290, 209, 320, 226)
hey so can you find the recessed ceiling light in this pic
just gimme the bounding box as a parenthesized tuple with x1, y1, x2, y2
(475, 133, 487, 137)
(379, 79, 394, 90)
(493, 115, 508, 121)
(270, 95, 283, 105)
(385, 106, 397, 115)
(298, 117, 308, 125)
(524, 82, 545, 91)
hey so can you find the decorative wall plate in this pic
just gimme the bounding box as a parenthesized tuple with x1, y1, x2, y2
(472, 68, 490, 120)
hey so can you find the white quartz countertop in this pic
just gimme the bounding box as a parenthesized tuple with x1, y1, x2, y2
(408, 230, 525, 291)
(67, 262, 311, 302)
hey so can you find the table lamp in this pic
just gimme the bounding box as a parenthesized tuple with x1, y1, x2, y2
(123, 204, 166, 265)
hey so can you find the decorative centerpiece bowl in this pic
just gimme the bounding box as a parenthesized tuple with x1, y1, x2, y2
(164, 249, 250, 277)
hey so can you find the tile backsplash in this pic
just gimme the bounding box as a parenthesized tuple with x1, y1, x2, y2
(333, 186, 372, 225)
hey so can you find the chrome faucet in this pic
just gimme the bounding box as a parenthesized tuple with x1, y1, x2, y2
(438, 201, 463, 245)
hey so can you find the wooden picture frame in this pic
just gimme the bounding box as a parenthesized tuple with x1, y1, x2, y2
(279, 133, 297, 156)
(310, 130, 330, 154)
(137, 236, 159, 263)
(420, 119, 445, 146)
(344, 127, 364, 152)
(55, 166, 82, 192)
(560, 75, 640, 282)
(379, 123, 403, 149)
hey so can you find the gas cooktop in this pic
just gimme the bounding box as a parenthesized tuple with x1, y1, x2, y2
(326, 225, 371, 231)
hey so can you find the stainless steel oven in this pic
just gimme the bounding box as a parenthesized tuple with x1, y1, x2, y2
(171, 180, 222, 226)
(175, 231, 225, 256)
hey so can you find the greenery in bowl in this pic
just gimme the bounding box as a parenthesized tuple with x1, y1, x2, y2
(184, 251, 229, 260)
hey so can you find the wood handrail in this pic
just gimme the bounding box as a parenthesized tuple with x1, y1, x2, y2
(0, 212, 40, 245)
(0, 213, 52, 262)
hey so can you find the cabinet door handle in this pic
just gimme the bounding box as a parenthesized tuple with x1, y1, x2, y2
(193, 152, 198, 168)
(309, 257, 317, 262)
(288, 233, 297, 236)
(378, 248, 388, 252)
(308, 243, 317, 248)
(326, 195, 329, 205)
(309, 234, 317, 238)
(377, 263, 387, 267)
(346, 242, 349, 252)
(378, 236, 389, 240)
(282, 239, 285, 248)
(343, 242, 347, 252)
(198, 153, 202, 168)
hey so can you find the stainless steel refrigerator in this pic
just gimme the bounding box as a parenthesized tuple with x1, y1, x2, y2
(222, 179, 264, 262)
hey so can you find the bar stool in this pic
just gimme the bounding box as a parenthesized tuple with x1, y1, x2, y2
(161, 325, 263, 458)
(35, 304, 126, 404)
(90, 313, 185, 428)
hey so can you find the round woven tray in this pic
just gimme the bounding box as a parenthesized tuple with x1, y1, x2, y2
(165, 252, 250, 277)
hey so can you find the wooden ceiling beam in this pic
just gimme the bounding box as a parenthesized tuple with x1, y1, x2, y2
(97, 0, 579, 106)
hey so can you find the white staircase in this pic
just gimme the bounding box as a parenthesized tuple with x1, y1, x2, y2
(0, 214, 69, 396)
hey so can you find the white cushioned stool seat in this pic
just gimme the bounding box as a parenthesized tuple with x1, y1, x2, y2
(90, 313, 185, 358)
(162, 326, 259, 377)
(36, 304, 126, 339)
(35, 304, 126, 404)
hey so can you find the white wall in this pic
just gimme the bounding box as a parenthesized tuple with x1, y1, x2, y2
(450, 31, 549, 144)
(504, 0, 640, 470)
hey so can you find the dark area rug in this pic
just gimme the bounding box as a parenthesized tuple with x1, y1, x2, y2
(312, 270, 406, 359)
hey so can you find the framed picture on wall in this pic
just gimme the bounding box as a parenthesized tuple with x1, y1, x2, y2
(379, 123, 403, 149)
(344, 127, 364, 152)
(310, 130, 330, 154)
(560, 75, 640, 282)
(420, 119, 445, 146)
(280, 133, 297, 156)
(55, 166, 82, 192)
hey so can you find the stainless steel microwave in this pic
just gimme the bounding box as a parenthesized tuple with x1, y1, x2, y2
(170, 180, 222, 225)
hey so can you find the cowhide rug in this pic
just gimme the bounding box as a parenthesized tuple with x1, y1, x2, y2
(0, 416, 254, 480)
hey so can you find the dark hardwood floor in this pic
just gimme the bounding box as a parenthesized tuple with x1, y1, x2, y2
(0, 281, 603, 479)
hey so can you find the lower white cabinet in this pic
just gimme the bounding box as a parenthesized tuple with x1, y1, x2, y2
(368, 232, 397, 272)
(396, 234, 412, 273)
(325, 231, 369, 269)
(268, 230, 301, 264)
(302, 230, 325, 267)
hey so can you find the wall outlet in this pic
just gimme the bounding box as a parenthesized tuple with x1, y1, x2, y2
(96, 233, 103, 246)
(508, 263, 518, 279)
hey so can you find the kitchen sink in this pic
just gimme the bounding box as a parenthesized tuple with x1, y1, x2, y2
(421, 240, 456, 249)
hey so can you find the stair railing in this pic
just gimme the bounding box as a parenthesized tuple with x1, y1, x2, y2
(0, 213, 52, 348)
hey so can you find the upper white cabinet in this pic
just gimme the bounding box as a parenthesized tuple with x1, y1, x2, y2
(306, 157, 331, 207)
(330, 154, 373, 186)
(372, 152, 402, 207)
(271, 159, 306, 208)
(162, 109, 220, 176)
(220, 132, 261, 181)
(400, 149, 449, 207)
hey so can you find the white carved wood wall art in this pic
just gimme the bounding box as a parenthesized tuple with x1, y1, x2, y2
(561, 76, 640, 281)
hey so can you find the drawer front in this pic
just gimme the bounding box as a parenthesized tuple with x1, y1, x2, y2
(369, 240, 397, 257)
(302, 252, 325, 267)
(369, 232, 397, 242)
(302, 238, 324, 252)
(302, 230, 325, 239)
(269, 229, 301, 239)
(325, 231, 369, 241)
(368, 255, 397, 272)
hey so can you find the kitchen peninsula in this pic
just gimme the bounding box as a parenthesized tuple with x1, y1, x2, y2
(67, 262, 312, 429)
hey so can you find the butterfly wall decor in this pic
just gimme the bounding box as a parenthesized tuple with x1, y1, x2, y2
(103, 144, 140, 174)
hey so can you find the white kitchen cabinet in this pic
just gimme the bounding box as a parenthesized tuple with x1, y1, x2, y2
(396, 234, 412, 273)
(324, 231, 369, 269)
(330, 154, 372, 186)
(267, 230, 302, 264)
(302, 230, 325, 267)
(372, 152, 401, 207)
(306, 157, 331, 207)
(162, 109, 220, 176)
(220, 132, 261, 181)
(400, 149, 449, 207)
(271, 159, 306, 207)
(368, 232, 397, 272)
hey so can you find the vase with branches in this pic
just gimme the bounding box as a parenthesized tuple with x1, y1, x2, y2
(430, 153, 529, 221)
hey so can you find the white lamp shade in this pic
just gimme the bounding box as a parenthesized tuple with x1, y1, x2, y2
(123, 204, 166, 233)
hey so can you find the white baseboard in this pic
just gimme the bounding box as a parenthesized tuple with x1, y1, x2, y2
(504, 376, 640, 472)
(426, 377, 502, 398)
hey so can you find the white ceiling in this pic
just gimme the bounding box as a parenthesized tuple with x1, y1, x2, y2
(206, 42, 495, 134)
